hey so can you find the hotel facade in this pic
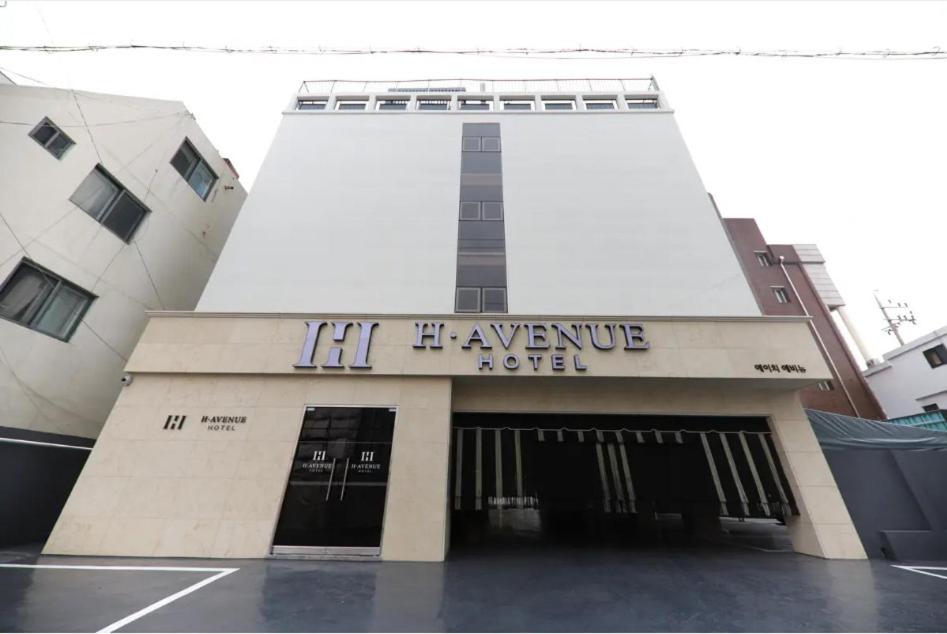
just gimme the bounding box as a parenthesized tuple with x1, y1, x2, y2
(45, 79, 866, 561)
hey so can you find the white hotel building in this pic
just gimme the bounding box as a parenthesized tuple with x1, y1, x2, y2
(47, 79, 865, 561)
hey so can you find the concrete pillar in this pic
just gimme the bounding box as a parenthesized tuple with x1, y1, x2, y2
(380, 378, 453, 561)
(766, 392, 866, 559)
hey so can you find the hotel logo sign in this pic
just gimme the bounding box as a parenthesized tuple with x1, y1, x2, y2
(413, 321, 650, 372)
(163, 414, 186, 430)
(294, 320, 379, 369)
(293, 319, 650, 373)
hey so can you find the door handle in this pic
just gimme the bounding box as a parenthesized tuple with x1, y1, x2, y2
(339, 458, 350, 501)
(325, 458, 337, 501)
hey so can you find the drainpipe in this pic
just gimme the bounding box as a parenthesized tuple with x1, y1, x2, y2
(778, 256, 862, 418)
(834, 304, 876, 367)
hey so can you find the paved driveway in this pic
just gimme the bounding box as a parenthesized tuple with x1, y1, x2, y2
(1, 540, 945, 632)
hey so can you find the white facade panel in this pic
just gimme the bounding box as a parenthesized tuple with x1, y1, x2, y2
(198, 111, 760, 317)
(0, 85, 246, 438)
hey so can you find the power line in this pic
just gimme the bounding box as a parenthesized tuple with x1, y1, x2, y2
(1, 44, 946, 60)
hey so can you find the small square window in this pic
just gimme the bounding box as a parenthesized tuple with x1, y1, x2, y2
(171, 139, 217, 201)
(456, 287, 481, 313)
(481, 202, 503, 220)
(502, 100, 534, 111)
(626, 97, 659, 109)
(922, 403, 939, 412)
(543, 100, 575, 111)
(376, 99, 408, 111)
(923, 344, 947, 369)
(297, 100, 327, 110)
(481, 137, 501, 152)
(336, 100, 368, 111)
(584, 99, 617, 111)
(460, 99, 493, 111)
(459, 202, 481, 220)
(417, 99, 450, 111)
(482, 288, 508, 312)
(29, 118, 74, 159)
(755, 251, 772, 267)
(462, 136, 482, 152)
(773, 287, 791, 304)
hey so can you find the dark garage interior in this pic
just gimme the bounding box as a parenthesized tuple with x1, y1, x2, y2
(449, 413, 797, 552)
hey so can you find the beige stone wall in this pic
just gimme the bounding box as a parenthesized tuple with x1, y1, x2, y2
(126, 314, 831, 383)
(46, 313, 864, 561)
(44, 374, 453, 561)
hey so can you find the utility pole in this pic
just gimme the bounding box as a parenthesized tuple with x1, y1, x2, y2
(874, 292, 916, 346)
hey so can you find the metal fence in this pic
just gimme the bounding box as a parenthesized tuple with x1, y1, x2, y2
(299, 77, 659, 95)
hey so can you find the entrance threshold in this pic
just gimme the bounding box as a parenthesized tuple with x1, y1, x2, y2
(270, 545, 381, 561)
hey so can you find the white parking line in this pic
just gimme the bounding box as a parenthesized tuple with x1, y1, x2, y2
(0, 563, 238, 633)
(892, 565, 947, 581)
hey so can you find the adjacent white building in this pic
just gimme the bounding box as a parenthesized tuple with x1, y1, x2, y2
(0, 83, 246, 545)
(864, 326, 947, 418)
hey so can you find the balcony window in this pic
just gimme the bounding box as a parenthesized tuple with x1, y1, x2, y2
(297, 99, 327, 110)
(626, 97, 659, 109)
(336, 100, 368, 111)
(417, 99, 450, 111)
(376, 99, 408, 111)
(583, 99, 617, 111)
(502, 99, 534, 111)
(459, 99, 493, 111)
(542, 100, 575, 111)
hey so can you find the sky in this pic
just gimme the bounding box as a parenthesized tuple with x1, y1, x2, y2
(1, 1, 945, 364)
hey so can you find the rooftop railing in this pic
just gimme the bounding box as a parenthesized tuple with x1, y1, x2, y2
(299, 77, 659, 95)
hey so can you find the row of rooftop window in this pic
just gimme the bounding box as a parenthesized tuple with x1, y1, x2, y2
(295, 95, 661, 112)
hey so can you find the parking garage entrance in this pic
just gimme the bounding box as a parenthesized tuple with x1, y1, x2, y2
(449, 413, 797, 550)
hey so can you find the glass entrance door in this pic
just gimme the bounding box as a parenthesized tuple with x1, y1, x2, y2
(272, 407, 396, 556)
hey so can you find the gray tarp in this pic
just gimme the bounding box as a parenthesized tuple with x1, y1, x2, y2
(807, 409, 947, 450)
(806, 409, 947, 560)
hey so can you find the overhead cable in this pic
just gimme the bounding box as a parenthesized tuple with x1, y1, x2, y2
(0, 44, 946, 60)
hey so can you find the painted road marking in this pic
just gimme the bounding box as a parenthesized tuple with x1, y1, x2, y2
(892, 565, 947, 581)
(0, 563, 238, 633)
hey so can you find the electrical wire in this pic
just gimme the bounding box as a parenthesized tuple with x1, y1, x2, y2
(0, 44, 946, 60)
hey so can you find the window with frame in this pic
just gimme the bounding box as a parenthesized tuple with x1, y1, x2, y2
(376, 99, 408, 111)
(69, 166, 150, 242)
(0, 259, 94, 341)
(29, 118, 75, 159)
(755, 251, 772, 267)
(923, 344, 947, 369)
(625, 97, 659, 109)
(459, 99, 493, 111)
(542, 100, 575, 111)
(171, 139, 218, 200)
(773, 287, 791, 304)
(922, 403, 940, 412)
(455, 287, 507, 313)
(335, 100, 368, 111)
(583, 99, 617, 111)
(297, 99, 327, 110)
(502, 99, 534, 111)
(417, 98, 450, 111)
